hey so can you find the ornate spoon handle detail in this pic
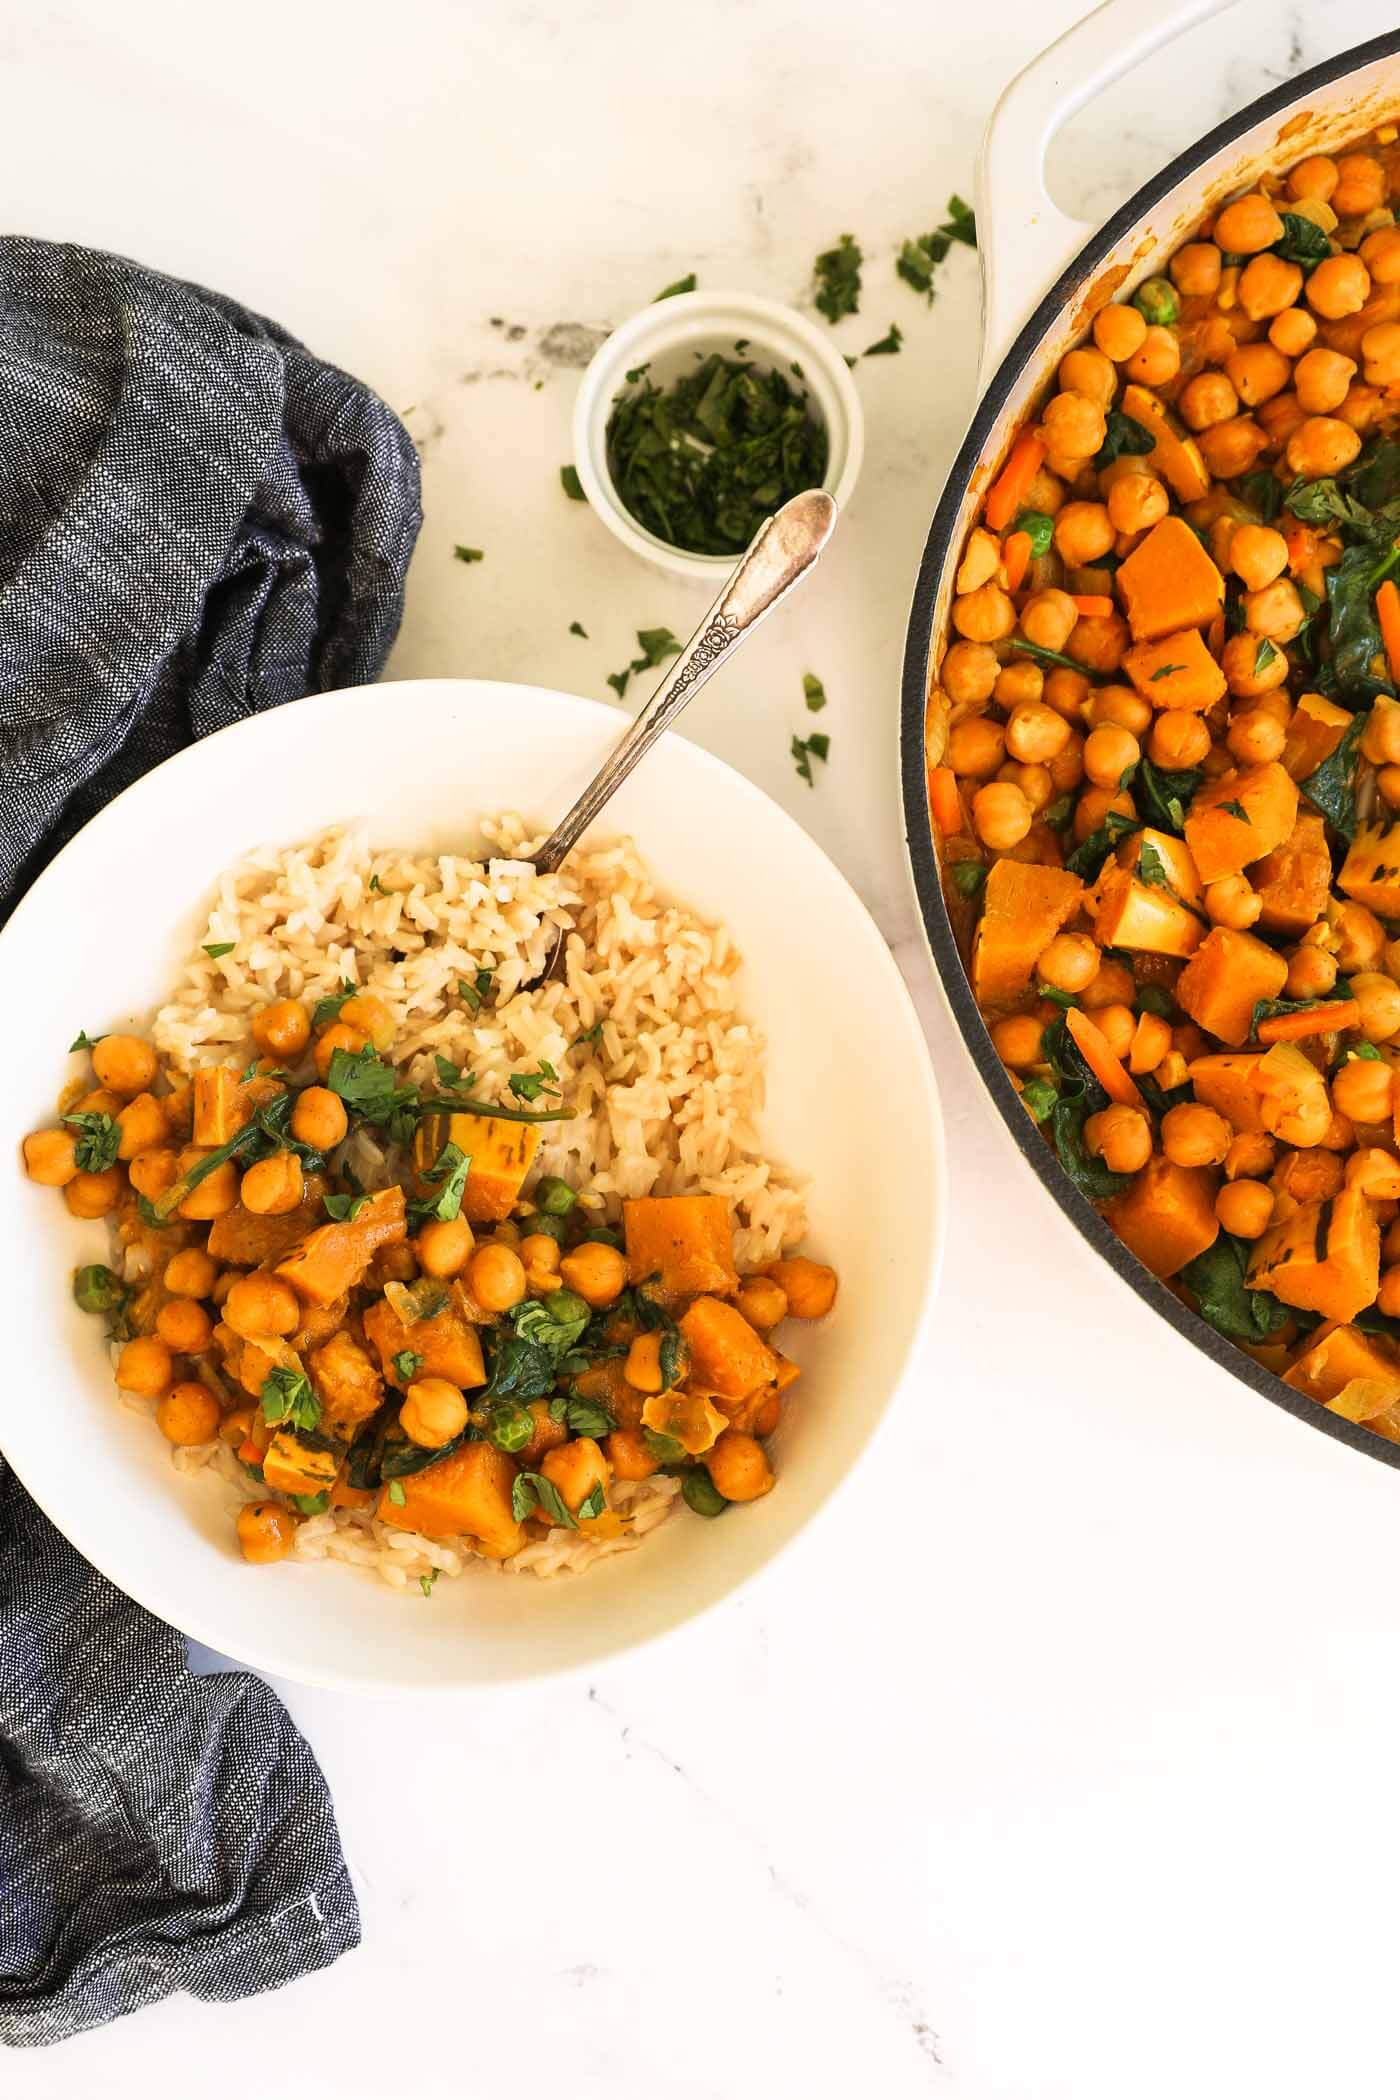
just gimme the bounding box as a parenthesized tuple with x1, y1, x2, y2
(531, 489, 838, 875)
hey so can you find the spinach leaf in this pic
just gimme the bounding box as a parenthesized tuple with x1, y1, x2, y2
(380, 1428, 471, 1481)
(322, 1191, 370, 1222)
(1323, 542, 1398, 703)
(311, 980, 356, 1030)
(550, 1394, 617, 1438)
(1020, 1076, 1059, 1122)
(950, 860, 987, 898)
(1300, 708, 1370, 839)
(1270, 211, 1332, 270)
(1042, 1016, 1134, 1201)
(511, 1471, 578, 1529)
(1350, 436, 1400, 513)
(1236, 470, 1282, 522)
(410, 1140, 471, 1225)
(1180, 1234, 1290, 1344)
(1283, 476, 1374, 534)
(1136, 757, 1202, 836)
(1094, 410, 1155, 470)
(1065, 809, 1140, 880)
(1012, 509, 1054, 556)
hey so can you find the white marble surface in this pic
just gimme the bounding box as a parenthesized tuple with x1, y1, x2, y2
(14, 0, 1400, 2093)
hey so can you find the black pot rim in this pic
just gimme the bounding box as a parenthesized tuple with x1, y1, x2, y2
(899, 28, 1400, 1471)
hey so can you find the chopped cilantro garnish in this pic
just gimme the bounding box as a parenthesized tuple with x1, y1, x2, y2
(814, 233, 862, 323)
(803, 672, 827, 712)
(260, 1367, 320, 1433)
(654, 272, 697, 300)
(202, 942, 235, 958)
(862, 322, 903, 357)
(453, 545, 484, 564)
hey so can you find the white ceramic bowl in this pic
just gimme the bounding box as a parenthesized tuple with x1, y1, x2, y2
(571, 290, 864, 582)
(0, 681, 942, 1691)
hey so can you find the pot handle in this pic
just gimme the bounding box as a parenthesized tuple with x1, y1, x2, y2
(975, 0, 1239, 390)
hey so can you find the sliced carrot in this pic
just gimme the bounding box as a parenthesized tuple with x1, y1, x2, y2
(1002, 530, 1032, 593)
(237, 1439, 262, 1467)
(929, 765, 963, 838)
(985, 432, 1044, 533)
(1071, 594, 1115, 619)
(1283, 517, 1318, 573)
(1378, 576, 1400, 686)
(1066, 1005, 1145, 1109)
(1256, 999, 1361, 1044)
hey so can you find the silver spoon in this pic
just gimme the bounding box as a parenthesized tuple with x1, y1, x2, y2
(523, 486, 838, 987)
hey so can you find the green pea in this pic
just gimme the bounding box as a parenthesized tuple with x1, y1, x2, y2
(1132, 277, 1179, 327)
(578, 1224, 623, 1251)
(522, 1210, 568, 1244)
(73, 1263, 123, 1315)
(535, 1175, 578, 1216)
(1011, 509, 1054, 558)
(488, 1402, 535, 1454)
(682, 1471, 729, 1518)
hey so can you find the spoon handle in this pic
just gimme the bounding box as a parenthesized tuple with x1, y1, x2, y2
(531, 488, 838, 874)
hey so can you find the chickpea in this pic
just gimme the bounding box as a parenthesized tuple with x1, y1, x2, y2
(1049, 736, 1086, 799)
(1127, 1012, 1172, 1076)
(337, 992, 394, 1054)
(767, 1256, 838, 1320)
(90, 1034, 158, 1097)
(1379, 764, 1400, 811)
(1170, 241, 1223, 297)
(64, 1167, 124, 1219)
(289, 1085, 349, 1152)
(1225, 342, 1292, 407)
(400, 1376, 468, 1450)
(941, 640, 1001, 708)
(128, 1146, 180, 1200)
(1093, 303, 1148, 362)
(1320, 1110, 1355, 1155)
(1307, 253, 1371, 320)
(735, 1277, 789, 1333)
(1285, 945, 1339, 1001)
(994, 660, 1044, 710)
(1346, 1147, 1400, 1202)
(1151, 1050, 1189, 1093)
(1274, 1148, 1345, 1205)
(1041, 389, 1106, 461)
(1215, 1179, 1274, 1238)
(1094, 1004, 1137, 1060)
(1221, 630, 1290, 698)
(956, 527, 1001, 593)
(1161, 1101, 1231, 1168)
(1005, 702, 1070, 765)
(313, 1020, 368, 1082)
(1332, 153, 1386, 219)
(74, 1087, 125, 1117)
(559, 1240, 628, 1309)
(1203, 875, 1262, 931)
(1366, 699, 1400, 767)
(1229, 524, 1288, 592)
(469, 1241, 528, 1313)
(224, 1272, 301, 1340)
(703, 1430, 773, 1503)
(116, 1335, 173, 1398)
(1023, 466, 1065, 515)
(624, 1330, 667, 1393)
(1292, 345, 1356, 415)
(606, 1427, 661, 1482)
(1244, 578, 1305, 642)
(1339, 380, 1386, 436)
(1222, 1134, 1275, 1183)
(1257, 390, 1306, 450)
(1352, 971, 1400, 1044)
(1021, 588, 1079, 653)
(1199, 416, 1269, 479)
(1084, 1104, 1152, 1174)
(237, 1500, 296, 1564)
(417, 1215, 475, 1279)
(1226, 709, 1287, 766)
(1043, 666, 1092, 721)
(156, 1297, 215, 1354)
(1125, 326, 1181, 388)
(1059, 345, 1117, 405)
(540, 1436, 613, 1516)
(518, 1232, 560, 1275)
(1083, 723, 1140, 790)
(1288, 155, 1338, 203)
(1149, 711, 1212, 768)
(1332, 898, 1386, 972)
(988, 1014, 1041, 1073)
(22, 1127, 79, 1186)
(1070, 614, 1129, 681)
(113, 1091, 169, 1162)
(972, 782, 1033, 852)
(1107, 473, 1169, 536)
(1033, 933, 1097, 997)
(1362, 321, 1400, 388)
(1238, 252, 1303, 321)
(1072, 788, 1135, 848)
(1269, 306, 1318, 357)
(240, 1152, 304, 1216)
(156, 1381, 222, 1447)
(1087, 685, 1151, 737)
(251, 999, 311, 1061)
(162, 1246, 216, 1299)
(1379, 1267, 1400, 1318)
(1361, 225, 1400, 284)
(1052, 502, 1114, 568)
(948, 717, 1006, 781)
(1177, 371, 1239, 432)
(1214, 194, 1284, 255)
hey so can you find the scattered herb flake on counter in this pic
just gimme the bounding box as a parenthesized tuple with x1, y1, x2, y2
(863, 323, 902, 357)
(803, 672, 827, 712)
(560, 465, 585, 500)
(895, 195, 978, 301)
(791, 732, 830, 786)
(453, 545, 484, 564)
(606, 625, 683, 697)
(569, 620, 588, 637)
(814, 233, 862, 323)
(605, 354, 828, 556)
(654, 272, 697, 300)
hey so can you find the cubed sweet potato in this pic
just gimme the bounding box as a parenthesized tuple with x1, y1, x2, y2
(1283, 691, 1351, 783)
(207, 1183, 328, 1266)
(192, 1066, 249, 1147)
(1104, 1156, 1220, 1278)
(623, 1195, 739, 1303)
(362, 1291, 486, 1390)
(413, 1112, 541, 1224)
(1175, 927, 1288, 1047)
(970, 858, 1084, 1013)
(1123, 627, 1228, 713)
(1282, 1322, 1400, 1404)
(262, 1430, 340, 1498)
(1116, 513, 1224, 641)
(1248, 1188, 1380, 1324)
(1252, 812, 1333, 937)
(308, 1330, 385, 1442)
(1113, 827, 1203, 910)
(1188, 1051, 1267, 1132)
(1184, 762, 1299, 885)
(1338, 822, 1400, 920)
(275, 1185, 406, 1306)
(1119, 385, 1211, 506)
(679, 1296, 779, 1399)
(379, 1441, 523, 1556)
(1093, 871, 1204, 957)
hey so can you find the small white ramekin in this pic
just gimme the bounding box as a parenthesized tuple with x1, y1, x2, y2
(571, 290, 864, 583)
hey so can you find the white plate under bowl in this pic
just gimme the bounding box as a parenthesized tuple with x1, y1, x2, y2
(0, 680, 943, 1691)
